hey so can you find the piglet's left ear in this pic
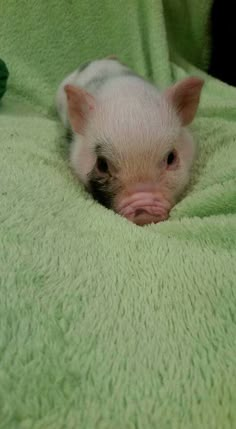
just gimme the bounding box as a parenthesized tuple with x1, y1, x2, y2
(164, 77, 204, 126)
(64, 84, 95, 135)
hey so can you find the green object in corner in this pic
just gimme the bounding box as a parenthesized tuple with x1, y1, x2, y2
(0, 59, 9, 99)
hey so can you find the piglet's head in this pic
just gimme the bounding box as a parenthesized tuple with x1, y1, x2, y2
(64, 76, 204, 226)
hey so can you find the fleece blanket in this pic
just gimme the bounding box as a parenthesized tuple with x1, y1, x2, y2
(0, 1, 236, 428)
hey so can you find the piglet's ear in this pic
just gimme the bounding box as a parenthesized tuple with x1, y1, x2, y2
(64, 84, 95, 135)
(164, 77, 204, 126)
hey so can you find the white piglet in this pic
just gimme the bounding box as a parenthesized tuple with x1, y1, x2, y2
(56, 57, 204, 226)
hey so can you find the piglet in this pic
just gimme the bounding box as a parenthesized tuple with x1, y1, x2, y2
(56, 57, 204, 226)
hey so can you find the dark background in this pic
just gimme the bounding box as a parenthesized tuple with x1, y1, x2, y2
(209, 0, 236, 86)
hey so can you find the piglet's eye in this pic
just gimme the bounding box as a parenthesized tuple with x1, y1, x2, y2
(167, 151, 176, 165)
(165, 150, 178, 170)
(96, 156, 109, 174)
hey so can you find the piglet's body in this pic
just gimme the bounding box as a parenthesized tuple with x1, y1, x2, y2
(56, 58, 204, 225)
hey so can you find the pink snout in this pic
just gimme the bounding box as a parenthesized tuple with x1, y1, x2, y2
(117, 186, 171, 226)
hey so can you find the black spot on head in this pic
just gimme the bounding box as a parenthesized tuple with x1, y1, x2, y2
(78, 60, 92, 73)
(85, 76, 107, 92)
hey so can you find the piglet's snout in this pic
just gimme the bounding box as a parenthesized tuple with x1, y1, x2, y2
(117, 186, 171, 226)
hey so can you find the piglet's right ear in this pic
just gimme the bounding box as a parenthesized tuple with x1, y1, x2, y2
(64, 84, 95, 135)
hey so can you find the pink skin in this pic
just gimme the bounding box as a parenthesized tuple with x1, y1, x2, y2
(116, 184, 172, 226)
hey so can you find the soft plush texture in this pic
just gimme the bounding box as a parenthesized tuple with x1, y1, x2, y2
(0, 1, 236, 428)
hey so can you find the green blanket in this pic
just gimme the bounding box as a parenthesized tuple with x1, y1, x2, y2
(1, 1, 236, 428)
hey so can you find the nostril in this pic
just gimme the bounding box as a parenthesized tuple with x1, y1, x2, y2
(135, 208, 147, 216)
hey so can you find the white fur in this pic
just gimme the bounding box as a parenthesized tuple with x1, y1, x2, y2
(56, 60, 129, 128)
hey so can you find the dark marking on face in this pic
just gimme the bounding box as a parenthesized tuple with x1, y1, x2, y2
(88, 178, 113, 208)
(95, 144, 102, 156)
(87, 170, 113, 209)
